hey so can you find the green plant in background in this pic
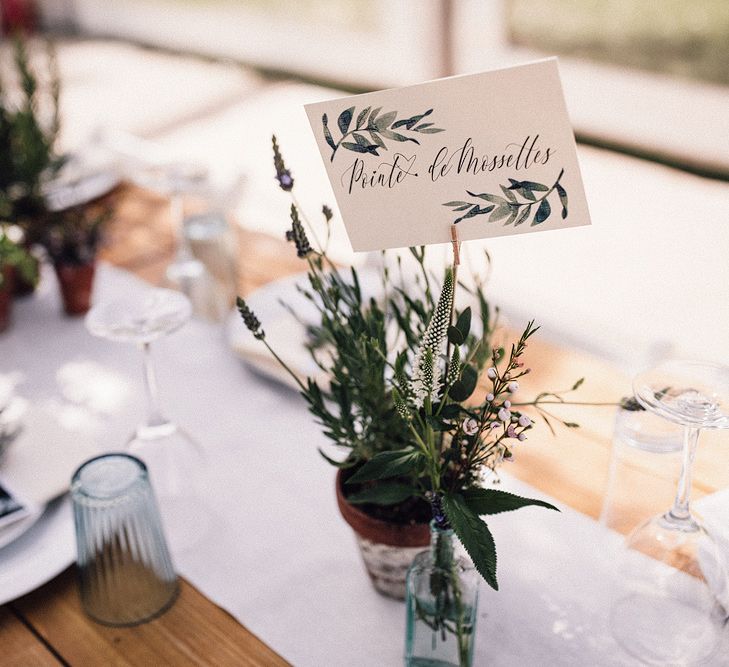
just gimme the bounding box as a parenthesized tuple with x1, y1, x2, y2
(0, 35, 62, 231)
(0, 227, 38, 289)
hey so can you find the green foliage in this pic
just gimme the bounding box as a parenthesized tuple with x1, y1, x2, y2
(443, 493, 498, 590)
(0, 228, 37, 288)
(347, 449, 423, 484)
(462, 487, 559, 515)
(347, 481, 414, 506)
(0, 36, 61, 228)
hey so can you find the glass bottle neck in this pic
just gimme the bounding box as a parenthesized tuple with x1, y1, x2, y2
(429, 522, 456, 567)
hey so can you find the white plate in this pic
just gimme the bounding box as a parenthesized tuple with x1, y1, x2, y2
(226, 270, 382, 389)
(0, 506, 44, 550)
(0, 496, 75, 605)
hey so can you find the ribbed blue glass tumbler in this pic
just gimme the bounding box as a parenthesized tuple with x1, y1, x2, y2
(71, 453, 178, 626)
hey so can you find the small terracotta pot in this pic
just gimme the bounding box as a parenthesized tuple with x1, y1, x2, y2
(0, 266, 15, 333)
(336, 470, 429, 599)
(54, 261, 96, 316)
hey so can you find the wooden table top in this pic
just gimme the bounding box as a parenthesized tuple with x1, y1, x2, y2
(2, 184, 727, 665)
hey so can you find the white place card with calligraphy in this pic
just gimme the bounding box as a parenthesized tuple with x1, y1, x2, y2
(304, 58, 591, 252)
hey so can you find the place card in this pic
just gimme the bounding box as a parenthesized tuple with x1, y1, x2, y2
(305, 58, 591, 252)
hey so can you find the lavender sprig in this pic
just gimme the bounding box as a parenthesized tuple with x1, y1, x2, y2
(272, 135, 294, 191)
(285, 204, 313, 258)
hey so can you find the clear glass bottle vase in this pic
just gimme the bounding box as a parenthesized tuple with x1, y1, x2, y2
(405, 522, 479, 667)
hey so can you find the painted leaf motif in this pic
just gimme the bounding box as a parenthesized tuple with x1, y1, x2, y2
(514, 204, 532, 226)
(467, 191, 507, 206)
(375, 110, 397, 129)
(322, 114, 336, 151)
(503, 205, 519, 226)
(489, 205, 512, 223)
(443, 200, 471, 207)
(533, 198, 551, 225)
(368, 106, 382, 126)
(416, 127, 444, 134)
(355, 106, 370, 130)
(556, 183, 568, 219)
(520, 180, 549, 192)
(379, 128, 419, 144)
(500, 185, 517, 202)
(352, 132, 370, 147)
(368, 131, 386, 150)
(341, 141, 373, 154)
(338, 107, 354, 135)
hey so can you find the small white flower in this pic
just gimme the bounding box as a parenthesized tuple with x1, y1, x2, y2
(518, 414, 532, 427)
(498, 408, 511, 422)
(518, 432, 527, 441)
(486, 367, 497, 379)
(503, 399, 511, 408)
(462, 417, 479, 436)
(508, 380, 519, 393)
(486, 392, 494, 402)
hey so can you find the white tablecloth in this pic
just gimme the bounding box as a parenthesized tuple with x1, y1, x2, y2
(3, 263, 728, 666)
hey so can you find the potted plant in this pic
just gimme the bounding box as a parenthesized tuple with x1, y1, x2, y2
(236, 138, 583, 600)
(0, 35, 61, 296)
(42, 204, 106, 316)
(0, 225, 38, 331)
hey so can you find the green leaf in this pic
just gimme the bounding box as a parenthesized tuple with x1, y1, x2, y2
(449, 364, 478, 401)
(342, 141, 375, 154)
(318, 448, 356, 469)
(443, 494, 498, 590)
(447, 325, 465, 346)
(500, 185, 517, 202)
(443, 201, 470, 207)
(338, 106, 354, 135)
(439, 403, 462, 419)
(417, 127, 444, 134)
(455, 307, 472, 339)
(347, 481, 414, 506)
(367, 106, 382, 126)
(533, 198, 551, 225)
(426, 415, 449, 431)
(379, 127, 419, 144)
(347, 449, 422, 484)
(463, 488, 559, 515)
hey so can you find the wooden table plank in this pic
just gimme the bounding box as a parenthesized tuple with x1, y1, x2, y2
(12, 568, 290, 667)
(0, 606, 61, 666)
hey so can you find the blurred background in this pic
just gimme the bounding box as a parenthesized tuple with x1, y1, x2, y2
(2, 0, 728, 367)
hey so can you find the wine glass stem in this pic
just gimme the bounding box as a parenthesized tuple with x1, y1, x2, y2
(141, 342, 166, 428)
(171, 192, 192, 262)
(669, 426, 699, 522)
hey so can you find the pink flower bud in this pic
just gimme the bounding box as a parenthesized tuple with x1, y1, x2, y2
(462, 417, 479, 436)
(486, 367, 497, 380)
(508, 381, 519, 393)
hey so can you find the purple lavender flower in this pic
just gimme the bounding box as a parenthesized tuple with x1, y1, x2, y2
(272, 135, 294, 191)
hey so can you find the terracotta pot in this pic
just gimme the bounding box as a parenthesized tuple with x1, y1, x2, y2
(336, 470, 429, 599)
(0, 266, 14, 333)
(54, 261, 95, 316)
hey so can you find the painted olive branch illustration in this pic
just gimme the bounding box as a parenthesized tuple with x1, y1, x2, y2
(322, 106, 444, 161)
(443, 169, 568, 226)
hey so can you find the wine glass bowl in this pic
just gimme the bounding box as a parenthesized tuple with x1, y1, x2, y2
(611, 360, 729, 665)
(85, 288, 191, 345)
(633, 360, 729, 429)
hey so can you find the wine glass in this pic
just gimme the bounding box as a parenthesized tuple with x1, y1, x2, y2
(611, 360, 729, 665)
(85, 288, 207, 549)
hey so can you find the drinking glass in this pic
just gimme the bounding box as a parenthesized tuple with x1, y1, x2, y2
(610, 360, 729, 665)
(72, 453, 178, 625)
(85, 288, 206, 549)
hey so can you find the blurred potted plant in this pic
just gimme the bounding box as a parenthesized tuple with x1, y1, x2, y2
(0, 225, 37, 331)
(0, 34, 60, 294)
(237, 138, 582, 600)
(43, 205, 106, 316)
